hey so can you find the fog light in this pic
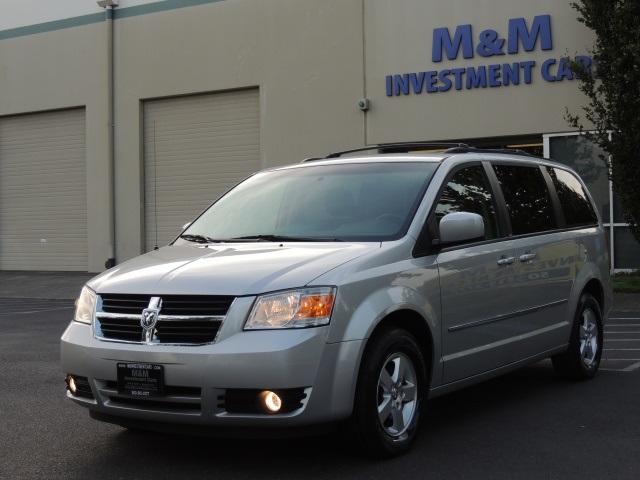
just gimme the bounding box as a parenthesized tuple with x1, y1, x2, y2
(260, 390, 282, 413)
(66, 375, 77, 395)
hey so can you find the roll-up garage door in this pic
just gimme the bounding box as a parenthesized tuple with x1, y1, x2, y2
(0, 109, 87, 271)
(143, 89, 260, 252)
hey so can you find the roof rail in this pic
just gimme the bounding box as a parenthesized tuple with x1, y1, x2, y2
(301, 142, 473, 162)
(300, 143, 545, 163)
(327, 142, 473, 158)
(444, 146, 543, 159)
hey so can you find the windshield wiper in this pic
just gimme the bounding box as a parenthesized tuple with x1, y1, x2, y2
(233, 234, 342, 242)
(178, 233, 219, 244)
(180, 233, 343, 243)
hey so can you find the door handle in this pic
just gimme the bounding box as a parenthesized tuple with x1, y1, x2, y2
(519, 252, 536, 262)
(497, 256, 515, 266)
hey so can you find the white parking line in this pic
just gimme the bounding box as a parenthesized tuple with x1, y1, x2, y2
(602, 315, 640, 371)
(601, 359, 640, 361)
(623, 361, 640, 372)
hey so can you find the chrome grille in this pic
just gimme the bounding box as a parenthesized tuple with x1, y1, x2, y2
(98, 316, 142, 342)
(95, 294, 235, 345)
(101, 295, 149, 314)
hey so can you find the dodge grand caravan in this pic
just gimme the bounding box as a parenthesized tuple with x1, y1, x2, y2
(61, 144, 612, 457)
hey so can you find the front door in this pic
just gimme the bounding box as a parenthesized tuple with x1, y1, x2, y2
(433, 164, 520, 383)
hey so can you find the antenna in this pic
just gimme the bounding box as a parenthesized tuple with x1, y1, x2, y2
(153, 120, 159, 250)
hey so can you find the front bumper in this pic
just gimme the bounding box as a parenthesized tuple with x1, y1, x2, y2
(61, 318, 363, 431)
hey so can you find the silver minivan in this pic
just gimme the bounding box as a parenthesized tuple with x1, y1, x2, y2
(61, 145, 612, 457)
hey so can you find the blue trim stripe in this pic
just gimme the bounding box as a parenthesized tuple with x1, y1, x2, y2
(114, 0, 226, 19)
(0, 13, 105, 41)
(0, 0, 227, 41)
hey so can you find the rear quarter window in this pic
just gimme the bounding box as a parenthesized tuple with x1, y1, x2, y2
(546, 166, 598, 227)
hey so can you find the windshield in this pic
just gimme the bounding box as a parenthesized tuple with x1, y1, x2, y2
(177, 162, 437, 242)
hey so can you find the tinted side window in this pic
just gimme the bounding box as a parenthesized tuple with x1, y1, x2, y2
(546, 167, 598, 227)
(434, 166, 499, 240)
(493, 165, 557, 235)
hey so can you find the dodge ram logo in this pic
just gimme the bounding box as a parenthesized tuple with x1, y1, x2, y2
(141, 309, 159, 329)
(140, 297, 162, 343)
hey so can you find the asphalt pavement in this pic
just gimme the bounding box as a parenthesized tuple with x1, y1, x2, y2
(0, 271, 639, 479)
(0, 271, 94, 300)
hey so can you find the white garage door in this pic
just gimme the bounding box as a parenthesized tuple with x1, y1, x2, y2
(0, 109, 87, 271)
(143, 89, 260, 252)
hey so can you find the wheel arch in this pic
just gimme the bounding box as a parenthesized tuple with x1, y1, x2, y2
(366, 309, 435, 391)
(552, 280, 605, 380)
(581, 278, 604, 312)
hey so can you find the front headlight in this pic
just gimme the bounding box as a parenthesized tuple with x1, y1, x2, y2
(245, 287, 337, 330)
(74, 286, 97, 324)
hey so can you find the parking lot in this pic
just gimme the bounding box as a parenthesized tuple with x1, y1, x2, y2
(601, 315, 640, 372)
(1, 273, 639, 479)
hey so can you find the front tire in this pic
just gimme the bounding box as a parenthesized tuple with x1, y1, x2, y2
(344, 327, 427, 457)
(552, 293, 603, 380)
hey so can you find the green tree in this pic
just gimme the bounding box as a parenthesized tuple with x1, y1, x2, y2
(566, 0, 640, 242)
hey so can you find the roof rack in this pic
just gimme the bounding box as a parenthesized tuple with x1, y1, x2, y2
(301, 143, 545, 163)
(301, 142, 472, 162)
(443, 146, 543, 159)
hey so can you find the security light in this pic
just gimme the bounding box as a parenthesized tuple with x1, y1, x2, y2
(97, 0, 119, 7)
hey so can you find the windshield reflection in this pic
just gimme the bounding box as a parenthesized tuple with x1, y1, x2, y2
(178, 162, 437, 243)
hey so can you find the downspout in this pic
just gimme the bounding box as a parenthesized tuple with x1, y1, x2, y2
(361, 0, 368, 147)
(98, 1, 117, 269)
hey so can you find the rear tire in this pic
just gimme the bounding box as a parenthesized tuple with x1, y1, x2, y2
(552, 293, 603, 380)
(343, 327, 427, 458)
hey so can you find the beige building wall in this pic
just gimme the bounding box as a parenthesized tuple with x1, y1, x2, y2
(364, 0, 595, 143)
(112, 0, 366, 262)
(0, 22, 113, 272)
(0, 1, 366, 269)
(0, 0, 597, 271)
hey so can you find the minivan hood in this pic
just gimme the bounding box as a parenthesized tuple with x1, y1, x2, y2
(88, 243, 379, 296)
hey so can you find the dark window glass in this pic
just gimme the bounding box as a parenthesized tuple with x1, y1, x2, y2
(614, 227, 640, 269)
(493, 165, 557, 235)
(546, 167, 598, 227)
(613, 193, 624, 223)
(434, 166, 499, 240)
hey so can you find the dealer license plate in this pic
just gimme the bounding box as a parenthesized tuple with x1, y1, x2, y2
(117, 363, 164, 397)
